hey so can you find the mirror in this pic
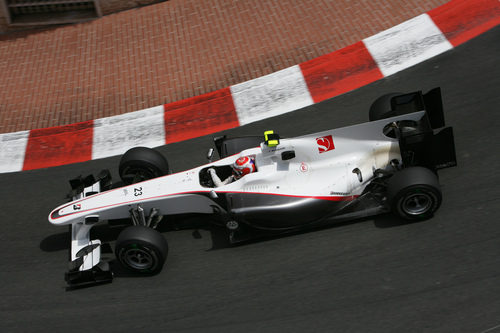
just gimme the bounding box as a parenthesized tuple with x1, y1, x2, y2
(207, 148, 214, 161)
(281, 150, 295, 161)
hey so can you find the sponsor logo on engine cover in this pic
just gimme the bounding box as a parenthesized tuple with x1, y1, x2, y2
(316, 135, 335, 153)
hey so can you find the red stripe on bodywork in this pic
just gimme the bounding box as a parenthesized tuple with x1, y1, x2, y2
(300, 41, 384, 103)
(51, 189, 357, 221)
(23, 121, 94, 170)
(164, 88, 239, 144)
(428, 0, 500, 47)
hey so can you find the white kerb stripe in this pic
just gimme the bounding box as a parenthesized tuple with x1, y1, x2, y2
(0, 130, 30, 173)
(230, 65, 313, 126)
(363, 14, 453, 77)
(92, 105, 165, 160)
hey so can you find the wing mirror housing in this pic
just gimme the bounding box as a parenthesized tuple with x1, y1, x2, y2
(207, 148, 214, 162)
(281, 150, 296, 161)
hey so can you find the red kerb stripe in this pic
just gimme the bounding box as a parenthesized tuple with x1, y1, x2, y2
(300, 41, 383, 103)
(23, 121, 94, 170)
(164, 88, 239, 144)
(429, 0, 500, 47)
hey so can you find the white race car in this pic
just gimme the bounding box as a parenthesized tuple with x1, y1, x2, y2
(49, 88, 456, 287)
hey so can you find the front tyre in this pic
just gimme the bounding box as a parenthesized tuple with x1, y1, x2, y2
(115, 226, 168, 275)
(119, 147, 169, 184)
(387, 167, 442, 220)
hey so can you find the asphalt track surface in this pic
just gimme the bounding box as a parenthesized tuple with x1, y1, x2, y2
(1, 26, 499, 332)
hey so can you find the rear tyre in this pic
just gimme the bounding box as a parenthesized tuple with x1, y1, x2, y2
(115, 226, 168, 275)
(387, 167, 442, 220)
(369, 92, 403, 121)
(119, 147, 169, 184)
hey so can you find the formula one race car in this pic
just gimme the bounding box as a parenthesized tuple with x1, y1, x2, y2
(49, 88, 456, 287)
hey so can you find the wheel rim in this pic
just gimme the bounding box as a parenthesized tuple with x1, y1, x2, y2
(121, 246, 156, 271)
(401, 192, 433, 216)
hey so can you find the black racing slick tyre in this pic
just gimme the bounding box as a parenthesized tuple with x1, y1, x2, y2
(115, 226, 168, 275)
(387, 167, 442, 221)
(119, 147, 169, 184)
(369, 92, 403, 121)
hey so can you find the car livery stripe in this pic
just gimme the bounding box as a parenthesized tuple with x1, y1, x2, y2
(1, 0, 498, 173)
(50, 190, 358, 222)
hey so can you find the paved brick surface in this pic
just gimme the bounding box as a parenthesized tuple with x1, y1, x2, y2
(0, 0, 449, 134)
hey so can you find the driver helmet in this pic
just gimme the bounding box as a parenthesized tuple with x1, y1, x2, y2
(232, 156, 256, 179)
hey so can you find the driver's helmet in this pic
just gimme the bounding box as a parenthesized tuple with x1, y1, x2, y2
(232, 156, 256, 179)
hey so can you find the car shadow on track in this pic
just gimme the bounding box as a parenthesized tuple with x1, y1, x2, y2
(202, 213, 424, 249)
(372, 213, 423, 228)
(39, 222, 126, 252)
(39, 212, 422, 254)
(40, 212, 428, 287)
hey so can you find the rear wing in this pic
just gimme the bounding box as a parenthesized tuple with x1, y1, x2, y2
(391, 88, 457, 170)
(391, 87, 445, 129)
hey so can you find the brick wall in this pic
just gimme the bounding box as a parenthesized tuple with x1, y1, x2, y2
(0, 0, 456, 133)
